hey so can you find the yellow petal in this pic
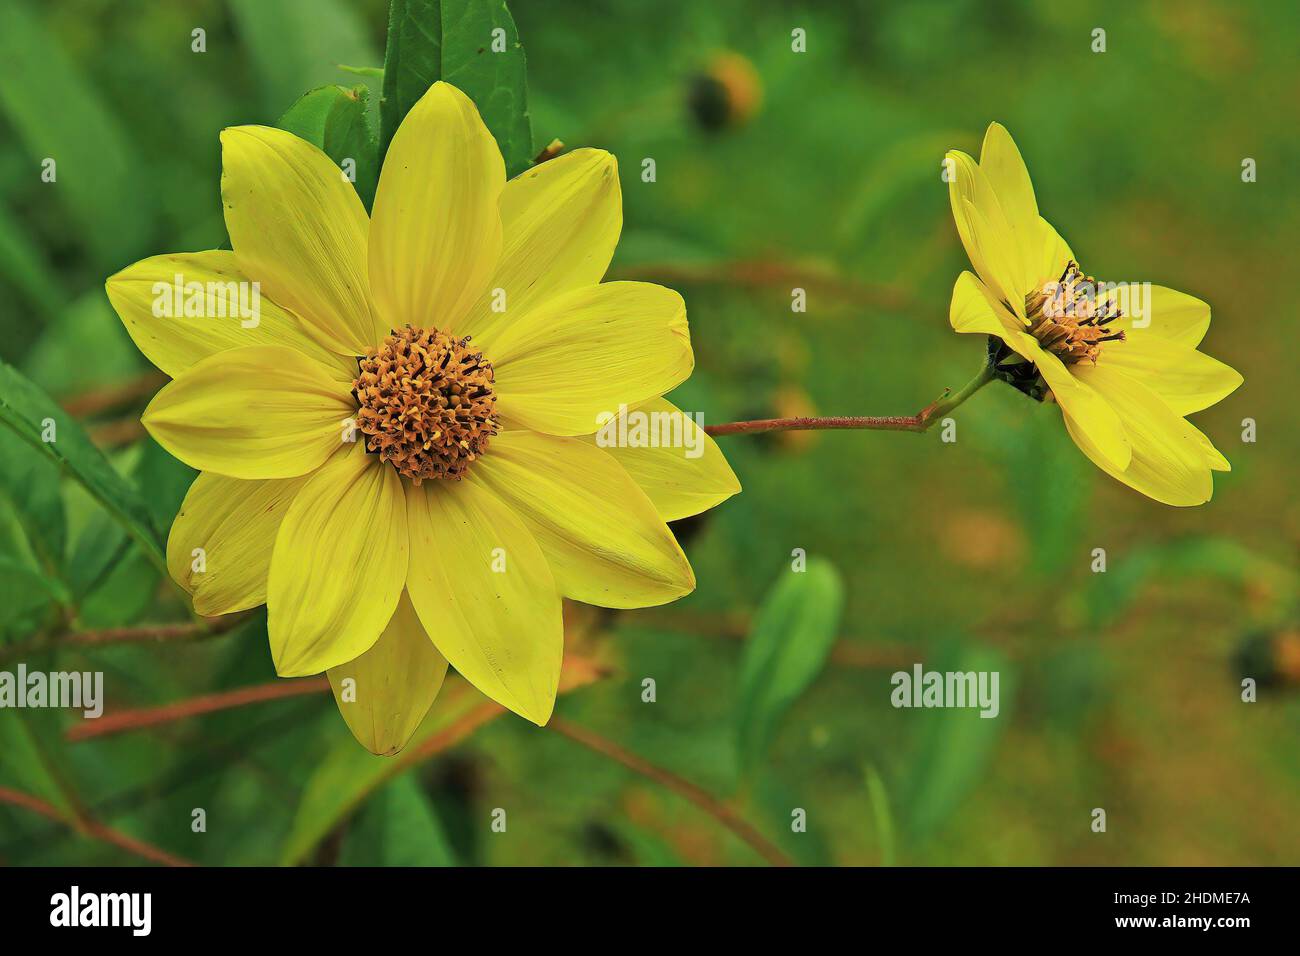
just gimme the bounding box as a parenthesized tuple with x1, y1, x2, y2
(1035, 352, 1131, 470)
(1107, 284, 1212, 347)
(167, 470, 312, 615)
(142, 345, 355, 480)
(473, 430, 695, 608)
(268, 444, 408, 676)
(976, 124, 1077, 289)
(1068, 364, 1214, 506)
(405, 477, 561, 726)
(583, 398, 740, 522)
(1187, 422, 1232, 472)
(946, 150, 1031, 311)
(370, 82, 504, 336)
(220, 126, 374, 356)
(1098, 334, 1242, 415)
(105, 251, 354, 382)
(461, 148, 621, 344)
(490, 281, 692, 436)
(328, 590, 449, 755)
(1033, 216, 1075, 288)
(949, 271, 1039, 363)
(978, 123, 1040, 254)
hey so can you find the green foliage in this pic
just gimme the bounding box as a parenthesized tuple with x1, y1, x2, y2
(282, 678, 488, 865)
(339, 773, 458, 866)
(0, 1, 153, 267)
(0, 361, 162, 569)
(0, 0, 1295, 867)
(734, 558, 844, 772)
(898, 644, 1014, 845)
(1085, 536, 1297, 630)
(381, 0, 533, 175)
(228, 0, 377, 118)
(278, 85, 380, 210)
(864, 764, 896, 866)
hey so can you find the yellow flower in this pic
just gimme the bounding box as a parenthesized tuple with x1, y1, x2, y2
(946, 123, 1242, 506)
(106, 82, 739, 753)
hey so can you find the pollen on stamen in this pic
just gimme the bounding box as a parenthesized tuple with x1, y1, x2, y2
(352, 325, 499, 483)
(1024, 260, 1126, 365)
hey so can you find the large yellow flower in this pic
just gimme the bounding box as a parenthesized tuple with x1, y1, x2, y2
(106, 82, 739, 753)
(947, 123, 1242, 505)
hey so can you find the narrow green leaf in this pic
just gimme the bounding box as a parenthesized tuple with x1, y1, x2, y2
(735, 558, 845, 771)
(0, 427, 66, 578)
(0, 361, 163, 569)
(339, 773, 457, 866)
(278, 85, 380, 209)
(280, 677, 493, 866)
(380, 0, 533, 177)
(899, 644, 1013, 843)
(864, 764, 896, 866)
(0, 709, 83, 824)
(282, 659, 603, 865)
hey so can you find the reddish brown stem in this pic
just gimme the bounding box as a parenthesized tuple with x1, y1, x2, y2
(60, 371, 167, 417)
(67, 678, 329, 742)
(1, 614, 250, 665)
(549, 716, 795, 867)
(705, 364, 995, 438)
(0, 785, 195, 867)
(705, 414, 929, 436)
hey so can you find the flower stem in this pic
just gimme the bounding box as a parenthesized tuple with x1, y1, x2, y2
(548, 716, 795, 867)
(704, 362, 995, 437)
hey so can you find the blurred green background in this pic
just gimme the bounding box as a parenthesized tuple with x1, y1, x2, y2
(1, 0, 1298, 866)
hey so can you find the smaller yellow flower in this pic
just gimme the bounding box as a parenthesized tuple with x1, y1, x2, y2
(946, 123, 1243, 506)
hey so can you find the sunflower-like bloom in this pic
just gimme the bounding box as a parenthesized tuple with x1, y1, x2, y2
(106, 83, 739, 753)
(946, 123, 1242, 505)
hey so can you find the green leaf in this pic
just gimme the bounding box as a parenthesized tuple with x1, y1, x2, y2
(735, 558, 844, 771)
(134, 437, 198, 535)
(899, 644, 1013, 843)
(278, 85, 380, 210)
(0, 708, 83, 824)
(280, 677, 493, 865)
(380, 0, 534, 177)
(863, 764, 896, 866)
(282, 658, 603, 865)
(0, 427, 66, 578)
(338, 773, 457, 866)
(0, 361, 163, 570)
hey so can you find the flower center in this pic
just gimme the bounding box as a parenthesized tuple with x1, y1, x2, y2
(1024, 261, 1125, 365)
(352, 325, 499, 483)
